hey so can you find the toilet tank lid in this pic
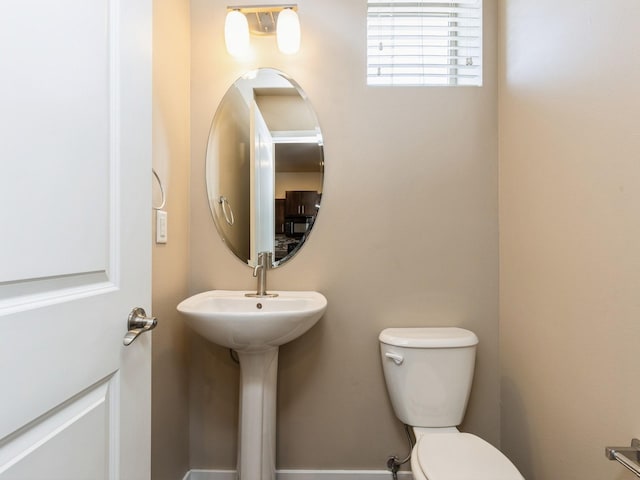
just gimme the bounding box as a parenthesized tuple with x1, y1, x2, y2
(379, 327, 478, 348)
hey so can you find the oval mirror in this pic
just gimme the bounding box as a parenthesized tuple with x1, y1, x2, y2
(206, 68, 324, 268)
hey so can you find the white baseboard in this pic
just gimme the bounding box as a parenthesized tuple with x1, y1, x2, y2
(184, 469, 413, 480)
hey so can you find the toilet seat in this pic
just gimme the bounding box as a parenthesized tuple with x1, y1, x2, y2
(411, 432, 524, 480)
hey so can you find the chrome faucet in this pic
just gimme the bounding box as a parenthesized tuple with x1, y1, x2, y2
(245, 252, 278, 298)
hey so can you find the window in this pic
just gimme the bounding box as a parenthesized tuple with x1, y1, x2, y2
(367, 0, 483, 86)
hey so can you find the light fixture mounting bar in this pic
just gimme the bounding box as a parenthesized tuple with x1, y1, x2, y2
(226, 5, 297, 15)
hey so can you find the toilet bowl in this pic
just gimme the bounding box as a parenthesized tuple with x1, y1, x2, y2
(410, 430, 523, 480)
(379, 328, 524, 480)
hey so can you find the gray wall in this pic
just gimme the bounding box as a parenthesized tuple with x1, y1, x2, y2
(499, 1, 640, 479)
(151, 0, 191, 477)
(188, 0, 499, 470)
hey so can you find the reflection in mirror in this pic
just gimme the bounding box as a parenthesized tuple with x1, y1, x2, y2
(206, 69, 324, 268)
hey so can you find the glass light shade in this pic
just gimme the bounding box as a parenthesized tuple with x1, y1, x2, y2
(276, 8, 300, 54)
(225, 10, 250, 58)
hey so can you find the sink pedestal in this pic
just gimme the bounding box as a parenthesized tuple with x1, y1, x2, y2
(236, 347, 279, 480)
(176, 290, 328, 480)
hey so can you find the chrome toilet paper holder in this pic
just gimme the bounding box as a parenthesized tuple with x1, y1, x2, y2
(606, 438, 640, 477)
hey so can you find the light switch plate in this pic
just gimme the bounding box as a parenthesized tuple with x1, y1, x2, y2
(156, 210, 167, 244)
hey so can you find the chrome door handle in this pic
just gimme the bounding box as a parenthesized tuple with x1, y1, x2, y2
(123, 307, 157, 346)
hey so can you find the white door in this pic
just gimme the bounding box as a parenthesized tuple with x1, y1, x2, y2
(0, 1, 152, 479)
(250, 101, 276, 263)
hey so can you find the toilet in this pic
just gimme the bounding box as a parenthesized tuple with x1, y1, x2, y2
(379, 327, 524, 480)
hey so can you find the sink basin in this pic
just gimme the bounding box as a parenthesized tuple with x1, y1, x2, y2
(177, 290, 327, 352)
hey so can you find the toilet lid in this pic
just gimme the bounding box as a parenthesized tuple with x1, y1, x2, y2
(416, 433, 523, 480)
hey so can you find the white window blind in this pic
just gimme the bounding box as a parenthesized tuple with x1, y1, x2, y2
(367, 0, 483, 86)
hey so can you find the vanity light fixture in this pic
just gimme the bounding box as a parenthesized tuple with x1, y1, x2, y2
(225, 5, 300, 57)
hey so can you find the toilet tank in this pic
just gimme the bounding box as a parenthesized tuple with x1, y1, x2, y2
(379, 327, 478, 428)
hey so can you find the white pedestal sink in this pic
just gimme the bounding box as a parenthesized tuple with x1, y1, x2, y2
(177, 290, 327, 480)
